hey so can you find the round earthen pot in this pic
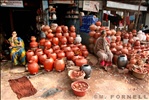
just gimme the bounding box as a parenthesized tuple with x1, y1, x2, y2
(48, 52, 57, 61)
(40, 38, 46, 46)
(57, 50, 65, 59)
(81, 50, 89, 58)
(56, 26, 62, 33)
(44, 48, 53, 55)
(26, 50, 34, 62)
(43, 57, 54, 71)
(89, 31, 96, 37)
(68, 36, 74, 44)
(95, 21, 101, 26)
(30, 36, 38, 48)
(63, 32, 69, 38)
(60, 36, 67, 44)
(56, 32, 62, 39)
(39, 54, 47, 64)
(69, 25, 76, 32)
(52, 37, 59, 45)
(54, 58, 65, 72)
(44, 40, 51, 49)
(89, 24, 97, 31)
(62, 26, 68, 33)
(30, 55, 38, 63)
(134, 40, 140, 46)
(66, 50, 75, 60)
(47, 33, 54, 39)
(35, 48, 43, 57)
(75, 57, 88, 67)
(27, 60, 39, 74)
(52, 45, 60, 51)
(70, 32, 76, 39)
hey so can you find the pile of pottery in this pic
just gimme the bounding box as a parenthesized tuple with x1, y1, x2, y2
(26, 24, 89, 74)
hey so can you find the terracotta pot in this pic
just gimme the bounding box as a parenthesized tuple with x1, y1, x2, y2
(30, 55, 38, 63)
(27, 60, 39, 74)
(128, 38, 134, 44)
(60, 36, 67, 44)
(56, 26, 62, 33)
(124, 33, 129, 39)
(116, 31, 121, 36)
(62, 26, 68, 33)
(26, 50, 34, 62)
(66, 50, 75, 60)
(72, 56, 84, 62)
(47, 29, 52, 33)
(44, 48, 53, 55)
(56, 32, 62, 39)
(111, 35, 116, 42)
(79, 45, 87, 51)
(106, 30, 112, 36)
(68, 36, 74, 44)
(110, 47, 117, 54)
(52, 37, 59, 45)
(116, 36, 121, 42)
(94, 32, 100, 39)
(100, 26, 105, 31)
(71, 80, 89, 97)
(63, 32, 69, 38)
(121, 48, 128, 55)
(30, 36, 38, 48)
(47, 33, 54, 39)
(57, 50, 65, 59)
(111, 29, 116, 36)
(52, 45, 60, 51)
(70, 32, 76, 39)
(95, 21, 101, 26)
(39, 54, 47, 64)
(130, 57, 137, 64)
(60, 44, 67, 50)
(63, 46, 71, 52)
(54, 58, 65, 72)
(134, 40, 140, 46)
(82, 50, 89, 58)
(43, 25, 50, 32)
(89, 31, 96, 37)
(43, 57, 54, 71)
(69, 25, 76, 32)
(35, 48, 43, 57)
(48, 52, 57, 61)
(110, 42, 116, 48)
(40, 38, 46, 46)
(44, 40, 51, 49)
(89, 24, 97, 31)
(75, 57, 88, 67)
(116, 45, 123, 51)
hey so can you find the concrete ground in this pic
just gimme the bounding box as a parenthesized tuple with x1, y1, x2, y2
(1, 54, 149, 100)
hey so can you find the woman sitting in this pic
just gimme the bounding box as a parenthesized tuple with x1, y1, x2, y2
(94, 30, 113, 70)
(8, 31, 26, 67)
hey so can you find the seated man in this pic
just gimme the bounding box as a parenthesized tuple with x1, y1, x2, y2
(94, 30, 113, 70)
(8, 31, 26, 67)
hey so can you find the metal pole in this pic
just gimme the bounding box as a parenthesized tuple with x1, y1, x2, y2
(134, 0, 142, 30)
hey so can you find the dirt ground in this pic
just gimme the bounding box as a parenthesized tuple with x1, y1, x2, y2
(1, 54, 149, 100)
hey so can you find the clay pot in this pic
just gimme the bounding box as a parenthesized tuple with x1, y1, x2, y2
(26, 50, 34, 62)
(130, 57, 137, 64)
(43, 57, 54, 71)
(47, 33, 54, 39)
(134, 40, 140, 46)
(54, 58, 65, 72)
(94, 32, 101, 39)
(124, 33, 129, 39)
(56, 26, 62, 33)
(70, 32, 76, 39)
(66, 50, 75, 60)
(52, 37, 59, 45)
(106, 30, 112, 36)
(62, 26, 68, 33)
(110, 47, 117, 54)
(35, 48, 43, 57)
(110, 42, 116, 48)
(60, 44, 67, 50)
(68, 36, 74, 44)
(128, 38, 134, 44)
(116, 31, 121, 36)
(80, 64, 92, 79)
(56, 32, 62, 39)
(72, 56, 84, 62)
(39, 54, 47, 64)
(95, 21, 101, 26)
(111, 29, 116, 36)
(82, 50, 89, 58)
(63, 46, 71, 52)
(48, 52, 57, 61)
(47, 29, 52, 33)
(52, 45, 60, 51)
(43, 25, 50, 32)
(79, 45, 87, 51)
(116, 45, 123, 51)
(30, 55, 38, 63)
(71, 80, 89, 97)
(111, 35, 116, 42)
(40, 38, 46, 46)
(27, 60, 39, 74)
(70, 25, 76, 32)
(44, 40, 51, 49)
(75, 57, 88, 67)
(121, 48, 128, 55)
(100, 26, 105, 31)
(57, 50, 65, 59)
(116, 36, 121, 42)
(44, 48, 53, 55)
(89, 24, 97, 31)
(89, 31, 96, 37)
(30, 36, 38, 48)
(63, 32, 69, 38)
(60, 36, 67, 44)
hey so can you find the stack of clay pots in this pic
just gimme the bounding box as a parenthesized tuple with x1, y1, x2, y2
(26, 24, 89, 74)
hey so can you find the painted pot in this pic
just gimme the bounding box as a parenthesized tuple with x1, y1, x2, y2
(80, 64, 92, 79)
(117, 55, 128, 69)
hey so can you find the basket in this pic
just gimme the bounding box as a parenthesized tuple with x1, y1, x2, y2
(132, 68, 147, 79)
(68, 70, 85, 81)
